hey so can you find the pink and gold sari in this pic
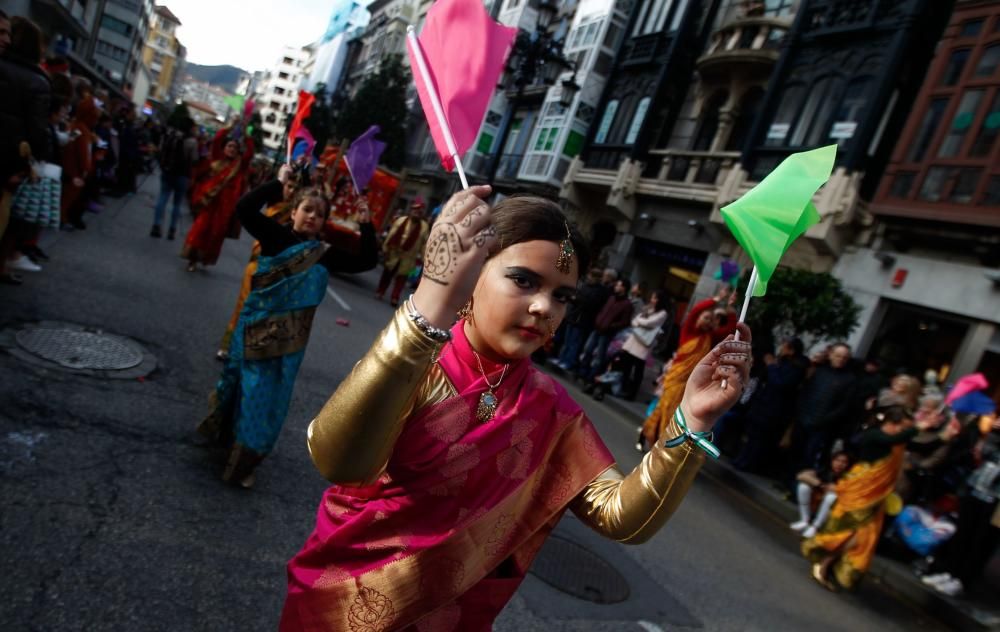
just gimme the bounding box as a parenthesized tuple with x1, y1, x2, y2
(281, 324, 615, 631)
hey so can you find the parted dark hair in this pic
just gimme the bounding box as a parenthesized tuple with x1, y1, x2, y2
(292, 186, 330, 218)
(876, 405, 912, 425)
(9, 16, 44, 64)
(490, 195, 590, 278)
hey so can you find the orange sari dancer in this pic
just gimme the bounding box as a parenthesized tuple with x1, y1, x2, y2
(281, 189, 753, 630)
(217, 176, 299, 357)
(641, 295, 735, 446)
(181, 131, 253, 270)
(803, 406, 916, 590)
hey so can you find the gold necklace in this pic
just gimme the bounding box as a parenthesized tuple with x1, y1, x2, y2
(473, 350, 509, 423)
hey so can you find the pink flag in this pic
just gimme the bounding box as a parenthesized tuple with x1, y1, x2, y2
(291, 126, 316, 161)
(407, 0, 516, 171)
(945, 373, 989, 405)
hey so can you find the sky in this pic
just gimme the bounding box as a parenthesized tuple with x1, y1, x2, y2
(165, 0, 339, 72)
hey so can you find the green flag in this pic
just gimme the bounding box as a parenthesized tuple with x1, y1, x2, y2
(720, 145, 836, 297)
(223, 94, 245, 113)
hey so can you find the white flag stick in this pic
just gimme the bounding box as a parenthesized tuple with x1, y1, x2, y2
(733, 265, 758, 342)
(407, 25, 470, 190)
(343, 154, 361, 195)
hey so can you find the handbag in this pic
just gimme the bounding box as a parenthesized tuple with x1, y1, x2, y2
(10, 162, 62, 229)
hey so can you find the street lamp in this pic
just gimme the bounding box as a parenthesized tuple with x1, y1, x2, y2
(486, 4, 580, 185)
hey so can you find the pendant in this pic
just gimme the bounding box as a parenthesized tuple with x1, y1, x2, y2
(476, 389, 499, 423)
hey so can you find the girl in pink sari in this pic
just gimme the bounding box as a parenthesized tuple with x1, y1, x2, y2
(282, 187, 753, 631)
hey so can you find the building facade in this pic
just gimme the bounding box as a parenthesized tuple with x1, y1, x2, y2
(257, 45, 311, 152)
(83, 0, 154, 94)
(839, 0, 1000, 398)
(141, 5, 185, 103)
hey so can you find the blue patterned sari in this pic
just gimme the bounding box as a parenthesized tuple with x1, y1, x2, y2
(198, 241, 328, 482)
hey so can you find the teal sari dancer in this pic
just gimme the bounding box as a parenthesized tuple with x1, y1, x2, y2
(196, 176, 378, 487)
(200, 242, 328, 482)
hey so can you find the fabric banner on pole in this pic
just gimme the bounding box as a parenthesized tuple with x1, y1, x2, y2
(720, 144, 836, 297)
(287, 90, 316, 159)
(344, 125, 386, 192)
(406, 0, 516, 171)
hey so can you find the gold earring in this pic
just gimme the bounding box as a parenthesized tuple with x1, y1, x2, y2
(556, 221, 575, 274)
(458, 298, 474, 325)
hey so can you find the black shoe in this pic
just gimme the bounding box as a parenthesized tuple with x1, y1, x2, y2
(167, 228, 176, 240)
(582, 383, 595, 395)
(150, 226, 162, 238)
(25, 246, 49, 262)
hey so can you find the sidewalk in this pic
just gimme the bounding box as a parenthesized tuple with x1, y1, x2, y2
(542, 364, 1000, 632)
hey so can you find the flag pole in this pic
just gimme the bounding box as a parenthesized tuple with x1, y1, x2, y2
(343, 154, 361, 195)
(407, 25, 470, 190)
(733, 265, 757, 343)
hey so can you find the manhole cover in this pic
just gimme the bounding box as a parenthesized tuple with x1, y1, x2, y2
(15, 328, 143, 370)
(529, 535, 630, 604)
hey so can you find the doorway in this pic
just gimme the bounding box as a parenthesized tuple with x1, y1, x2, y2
(868, 301, 970, 381)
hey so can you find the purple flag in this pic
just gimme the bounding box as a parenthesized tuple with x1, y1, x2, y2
(344, 125, 386, 192)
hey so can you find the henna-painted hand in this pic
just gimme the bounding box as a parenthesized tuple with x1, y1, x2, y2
(411, 185, 496, 328)
(680, 323, 752, 433)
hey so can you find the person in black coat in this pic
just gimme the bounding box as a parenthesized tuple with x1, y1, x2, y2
(0, 15, 51, 284)
(734, 337, 809, 473)
(792, 343, 857, 471)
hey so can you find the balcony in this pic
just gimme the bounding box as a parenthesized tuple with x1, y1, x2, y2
(34, 0, 90, 36)
(636, 149, 742, 204)
(695, 16, 789, 79)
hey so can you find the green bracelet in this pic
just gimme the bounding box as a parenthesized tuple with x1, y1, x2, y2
(663, 406, 720, 459)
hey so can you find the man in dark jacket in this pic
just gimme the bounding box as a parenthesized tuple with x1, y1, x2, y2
(793, 343, 857, 471)
(577, 278, 633, 382)
(553, 267, 613, 371)
(0, 15, 52, 284)
(735, 337, 809, 473)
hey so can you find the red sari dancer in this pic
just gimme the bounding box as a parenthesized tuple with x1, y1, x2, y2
(181, 131, 253, 271)
(281, 187, 753, 630)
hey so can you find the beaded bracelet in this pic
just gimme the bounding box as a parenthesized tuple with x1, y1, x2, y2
(663, 406, 720, 459)
(404, 297, 452, 343)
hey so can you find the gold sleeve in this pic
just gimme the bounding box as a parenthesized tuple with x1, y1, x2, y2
(306, 306, 451, 484)
(569, 414, 705, 544)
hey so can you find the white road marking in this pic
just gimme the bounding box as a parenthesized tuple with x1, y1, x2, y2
(326, 286, 351, 311)
(637, 621, 665, 632)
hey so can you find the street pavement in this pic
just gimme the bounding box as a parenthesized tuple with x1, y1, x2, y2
(0, 174, 946, 631)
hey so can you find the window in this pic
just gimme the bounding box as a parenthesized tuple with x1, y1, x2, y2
(889, 172, 916, 198)
(603, 23, 622, 49)
(763, 0, 795, 17)
(274, 87, 285, 95)
(950, 168, 982, 203)
(726, 88, 764, 151)
(908, 98, 948, 162)
(970, 92, 1000, 156)
(790, 76, 844, 146)
(828, 77, 872, 144)
(982, 175, 1000, 205)
(692, 92, 727, 151)
(533, 127, 558, 151)
(974, 45, 1000, 77)
(633, 0, 675, 37)
(594, 100, 619, 143)
(278, 72, 289, 80)
(668, 0, 689, 32)
(625, 97, 651, 144)
(919, 167, 949, 201)
(765, 84, 805, 146)
(583, 22, 599, 45)
(506, 0, 520, 9)
(941, 49, 970, 86)
(938, 89, 985, 157)
(283, 57, 293, 65)
(101, 15, 133, 37)
(960, 19, 983, 38)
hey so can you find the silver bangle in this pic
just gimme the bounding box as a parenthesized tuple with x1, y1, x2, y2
(404, 297, 452, 343)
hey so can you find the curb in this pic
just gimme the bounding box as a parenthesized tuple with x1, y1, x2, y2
(561, 370, 1000, 632)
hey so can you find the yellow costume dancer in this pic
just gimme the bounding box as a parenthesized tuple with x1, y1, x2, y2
(803, 409, 916, 590)
(642, 298, 733, 445)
